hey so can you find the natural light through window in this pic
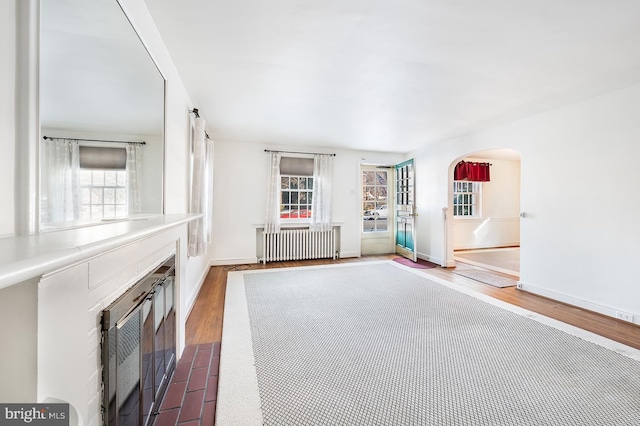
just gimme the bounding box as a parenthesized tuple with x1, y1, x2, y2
(362, 170, 388, 232)
(280, 175, 313, 219)
(80, 169, 128, 220)
(453, 181, 480, 217)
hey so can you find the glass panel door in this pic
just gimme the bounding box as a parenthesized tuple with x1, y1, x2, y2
(362, 170, 389, 233)
(361, 166, 395, 255)
(395, 159, 416, 261)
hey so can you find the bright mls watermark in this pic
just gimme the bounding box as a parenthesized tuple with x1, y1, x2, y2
(0, 404, 68, 426)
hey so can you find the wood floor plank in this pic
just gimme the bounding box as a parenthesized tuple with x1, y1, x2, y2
(185, 255, 640, 350)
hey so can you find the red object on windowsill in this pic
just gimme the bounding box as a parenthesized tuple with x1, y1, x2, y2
(280, 209, 311, 219)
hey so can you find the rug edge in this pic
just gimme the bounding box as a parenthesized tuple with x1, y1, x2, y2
(216, 271, 263, 426)
(389, 261, 640, 362)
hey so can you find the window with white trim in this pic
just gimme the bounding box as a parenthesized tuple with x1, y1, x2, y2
(279, 157, 314, 220)
(453, 181, 480, 217)
(79, 146, 128, 220)
(280, 176, 313, 219)
(362, 170, 389, 232)
(80, 169, 128, 220)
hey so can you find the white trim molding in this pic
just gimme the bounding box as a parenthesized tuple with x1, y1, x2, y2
(15, 0, 40, 235)
(210, 257, 258, 266)
(339, 250, 359, 258)
(417, 252, 444, 267)
(185, 259, 212, 318)
(518, 281, 640, 326)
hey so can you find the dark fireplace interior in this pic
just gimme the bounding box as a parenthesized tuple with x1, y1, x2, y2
(101, 255, 176, 426)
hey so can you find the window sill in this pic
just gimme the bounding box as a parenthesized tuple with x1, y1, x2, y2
(452, 216, 481, 221)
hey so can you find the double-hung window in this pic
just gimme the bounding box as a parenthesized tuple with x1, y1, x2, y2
(279, 157, 314, 221)
(453, 181, 480, 218)
(79, 146, 128, 220)
(80, 169, 128, 220)
(281, 176, 313, 219)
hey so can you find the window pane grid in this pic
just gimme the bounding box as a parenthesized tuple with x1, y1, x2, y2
(281, 175, 313, 219)
(80, 169, 128, 220)
(453, 181, 479, 217)
(362, 170, 388, 232)
(395, 165, 413, 206)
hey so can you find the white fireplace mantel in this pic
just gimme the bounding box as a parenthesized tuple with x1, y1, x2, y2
(0, 214, 200, 289)
(0, 213, 201, 426)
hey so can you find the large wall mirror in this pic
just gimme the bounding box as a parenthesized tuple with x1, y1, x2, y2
(40, 0, 165, 229)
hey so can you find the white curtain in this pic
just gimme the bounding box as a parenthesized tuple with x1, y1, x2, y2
(264, 151, 281, 233)
(126, 144, 142, 214)
(188, 117, 209, 256)
(204, 137, 215, 244)
(310, 154, 334, 231)
(40, 138, 80, 225)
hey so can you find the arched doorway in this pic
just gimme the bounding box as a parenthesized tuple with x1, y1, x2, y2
(444, 149, 521, 277)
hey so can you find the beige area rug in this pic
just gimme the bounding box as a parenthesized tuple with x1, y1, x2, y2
(216, 261, 640, 425)
(451, 267, 518, 288)
(454, 247, 520, 276)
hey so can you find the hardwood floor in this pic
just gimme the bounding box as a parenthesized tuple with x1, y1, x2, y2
(185, 255, 640, 350)
(185, 255, 393, 344)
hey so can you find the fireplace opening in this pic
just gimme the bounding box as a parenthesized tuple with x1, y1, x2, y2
(101, 255, 176, 426)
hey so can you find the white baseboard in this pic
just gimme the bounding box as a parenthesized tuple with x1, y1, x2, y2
(339, 250, 359, 258)
(417, 252, 443, 267)
(518, 281, 640, 326)
(185, 262, 212, 319)
(454, 241, 520, 250)
(210, 257, 258, 266)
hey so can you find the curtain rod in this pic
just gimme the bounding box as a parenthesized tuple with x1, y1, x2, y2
(264, 149, 336, 157)
(458, 160, 492, 166)
(43, 136, 146, 145)
(189, 108, 212, 140)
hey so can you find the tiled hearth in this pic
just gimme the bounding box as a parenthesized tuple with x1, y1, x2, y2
(154, 343, 220, 425)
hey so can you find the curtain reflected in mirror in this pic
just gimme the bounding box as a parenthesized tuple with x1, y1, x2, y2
(40, 0, 165, 229)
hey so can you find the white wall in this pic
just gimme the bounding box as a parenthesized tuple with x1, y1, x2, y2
(0, 0, 15, 237)
(453, 157, 521, 249)
(210, 140, 404, 264)
(412, 83, 640, 323)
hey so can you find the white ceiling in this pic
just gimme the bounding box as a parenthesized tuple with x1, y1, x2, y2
(146, 0, 640, 153)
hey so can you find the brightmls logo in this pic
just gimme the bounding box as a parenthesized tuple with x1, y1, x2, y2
(0, 404, 68, 426)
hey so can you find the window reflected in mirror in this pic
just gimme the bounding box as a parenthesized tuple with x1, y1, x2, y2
(39, 0, 165, 229)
